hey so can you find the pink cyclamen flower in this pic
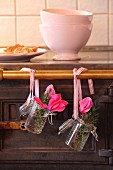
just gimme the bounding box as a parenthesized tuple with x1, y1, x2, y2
(79, 97, 93, 114)
(47, 94, 68, 112)
(44, 84, 56, 98)
(34, 97, 47, 109)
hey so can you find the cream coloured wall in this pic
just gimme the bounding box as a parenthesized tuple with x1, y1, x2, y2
(0, 0, 112, 47)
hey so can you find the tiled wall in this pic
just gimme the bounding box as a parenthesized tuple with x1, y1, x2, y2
(0, 0, 113, 47)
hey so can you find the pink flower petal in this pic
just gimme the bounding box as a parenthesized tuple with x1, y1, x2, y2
(47, 94, 68, 112)
(48, 94, 61, 107)
(79, 97, 93, 114)
(44, 84, 56, 98)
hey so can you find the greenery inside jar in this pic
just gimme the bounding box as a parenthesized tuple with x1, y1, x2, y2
(65, 97, 99, 151)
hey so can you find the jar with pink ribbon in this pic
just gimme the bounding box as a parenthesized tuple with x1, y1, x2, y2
(58, 67, 99, 151)
(24, 84, 68, 134)
(66, 68, 99, 151)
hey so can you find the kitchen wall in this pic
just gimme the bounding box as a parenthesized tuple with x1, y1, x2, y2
(0, 0, 112, 47)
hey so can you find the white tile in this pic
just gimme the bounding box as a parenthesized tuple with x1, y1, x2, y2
(46, 0, 77, 9)
(78, 0, 108, 14)
(0, 17, 16, 46)
(109, 15, 113, 45)
(0, 0, 15, 15)
(87, 15, 108, 46)
(109, 0, 113, 14)
(16, 0, 45, 15)
(16, 16, 45, 46)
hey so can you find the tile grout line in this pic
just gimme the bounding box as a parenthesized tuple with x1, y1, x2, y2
(14, 0, 17, 44)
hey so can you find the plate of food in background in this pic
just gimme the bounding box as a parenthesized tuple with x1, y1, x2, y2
(0, 44, 47, 62)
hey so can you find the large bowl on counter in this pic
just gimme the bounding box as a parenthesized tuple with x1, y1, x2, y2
(40, 8, 93, 25)
(39, 24, 93, 60)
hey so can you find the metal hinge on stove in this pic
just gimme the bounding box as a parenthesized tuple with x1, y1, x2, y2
(99, 149, 113, 166)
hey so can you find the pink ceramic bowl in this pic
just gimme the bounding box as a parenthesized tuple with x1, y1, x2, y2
(40, 9, 93, 25)
(39, 24, 93, 60)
